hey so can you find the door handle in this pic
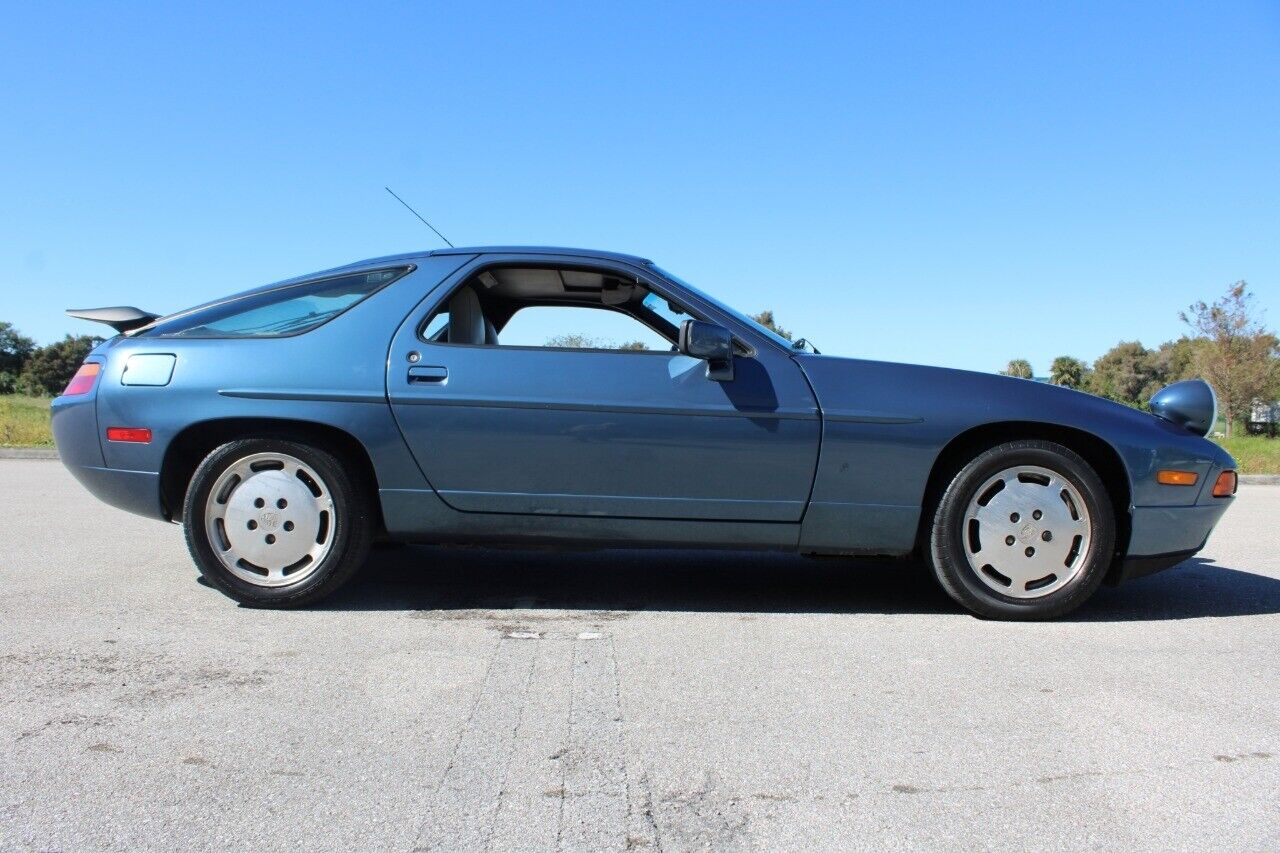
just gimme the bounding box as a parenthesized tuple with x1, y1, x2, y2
(407, 365, 448, 383)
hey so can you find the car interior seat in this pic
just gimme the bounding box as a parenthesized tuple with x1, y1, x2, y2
(447, 287, 495, 345)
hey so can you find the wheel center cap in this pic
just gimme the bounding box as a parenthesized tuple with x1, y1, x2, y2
(1018, 522, 1038, 543)
(259, 511, 280, 531)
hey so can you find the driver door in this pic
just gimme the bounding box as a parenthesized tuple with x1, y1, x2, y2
(386, 254, 820, 521)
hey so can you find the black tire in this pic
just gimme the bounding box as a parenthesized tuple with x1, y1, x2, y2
(183, 438, 373, 608)
(928, 439, 1115, 620)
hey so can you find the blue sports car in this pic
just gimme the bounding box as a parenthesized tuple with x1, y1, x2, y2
(53, 246, 1236, 618)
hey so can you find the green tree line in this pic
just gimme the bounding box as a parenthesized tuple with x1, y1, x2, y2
(1000, 282, 1280, 436)
(0, 323, 101, 395)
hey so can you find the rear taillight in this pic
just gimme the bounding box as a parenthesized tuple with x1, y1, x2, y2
(1212, 470, 1237, 498)
(62, 362, 101, 396)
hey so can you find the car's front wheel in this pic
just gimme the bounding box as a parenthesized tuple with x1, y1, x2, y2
(183, 438, 373, 607)
(928, 439, 1115, 620)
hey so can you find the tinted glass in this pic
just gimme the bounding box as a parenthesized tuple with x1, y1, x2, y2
(649, 265, 795, 350)
(640, 290, 693, 332)
(138, 267, 409, 338)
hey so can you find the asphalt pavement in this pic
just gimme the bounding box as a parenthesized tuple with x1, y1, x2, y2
(1, 460, 1277, 851)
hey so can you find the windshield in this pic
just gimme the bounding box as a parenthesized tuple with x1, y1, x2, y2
(640, 289, 690, 331)
(648, 265, 811, 353)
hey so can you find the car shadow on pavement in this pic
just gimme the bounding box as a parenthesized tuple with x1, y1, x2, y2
(323, 546, 953, 615)
(315, 548, 1280, 621)
(1073, 557, 1280, 622)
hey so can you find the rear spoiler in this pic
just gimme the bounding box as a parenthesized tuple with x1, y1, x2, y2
(66, 306, 159, 334)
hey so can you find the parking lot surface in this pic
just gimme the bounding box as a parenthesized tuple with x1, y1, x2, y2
(1, 460, 1277, 851)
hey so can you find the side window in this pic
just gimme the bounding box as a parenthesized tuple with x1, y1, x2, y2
(500, 305, 671, 351)
(140, 268, 411, 338)
(421, 266, 702, 351)
(423, 311, 450, 341)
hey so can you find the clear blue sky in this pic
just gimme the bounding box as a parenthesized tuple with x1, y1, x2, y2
(2, 1, 1277, 373)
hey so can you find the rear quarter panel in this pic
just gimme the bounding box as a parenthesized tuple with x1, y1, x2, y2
(90, 255, 471, 509)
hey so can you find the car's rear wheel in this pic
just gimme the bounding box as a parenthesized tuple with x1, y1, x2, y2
(183, 438, 373, 607)
(928, 439, 1115, 620)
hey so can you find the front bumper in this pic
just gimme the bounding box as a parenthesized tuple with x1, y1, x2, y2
(1127, 503, 1232, 555)
(1109, 501, 1232, 585)
(1108, 548, 1202, 585)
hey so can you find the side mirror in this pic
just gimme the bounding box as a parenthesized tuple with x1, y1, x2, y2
(678, 319, 734, 381)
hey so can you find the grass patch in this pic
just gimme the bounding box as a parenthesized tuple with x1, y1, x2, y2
(1215, 434, 1280, 475)
(0, 395, 54, 447)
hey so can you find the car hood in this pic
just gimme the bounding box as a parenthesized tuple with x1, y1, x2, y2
(792, 354, 1232, 469)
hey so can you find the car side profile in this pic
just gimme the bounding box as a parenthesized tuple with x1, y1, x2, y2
(52, 246, 1238, 619)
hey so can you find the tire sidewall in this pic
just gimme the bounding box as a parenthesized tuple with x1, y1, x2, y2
(931, 441, 1115, 620)
(183, 438, 371, 607)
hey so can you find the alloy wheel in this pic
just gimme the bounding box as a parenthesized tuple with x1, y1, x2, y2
(202, 452, 336, 587)
(962, 464, 1093, 598)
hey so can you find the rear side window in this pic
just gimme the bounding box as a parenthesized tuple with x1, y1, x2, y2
(138, 267, 411, 338)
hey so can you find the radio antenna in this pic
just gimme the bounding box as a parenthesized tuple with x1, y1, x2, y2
(384, 186, 454, 248)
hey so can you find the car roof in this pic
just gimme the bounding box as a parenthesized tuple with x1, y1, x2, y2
(434, 245, 651, 264)
(435, 242, 650, 262)
(330, 246, 652, 272)
(126, 247, 657, 335)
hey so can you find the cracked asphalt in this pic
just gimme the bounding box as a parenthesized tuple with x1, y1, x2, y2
(1, 460, 1277, 851)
